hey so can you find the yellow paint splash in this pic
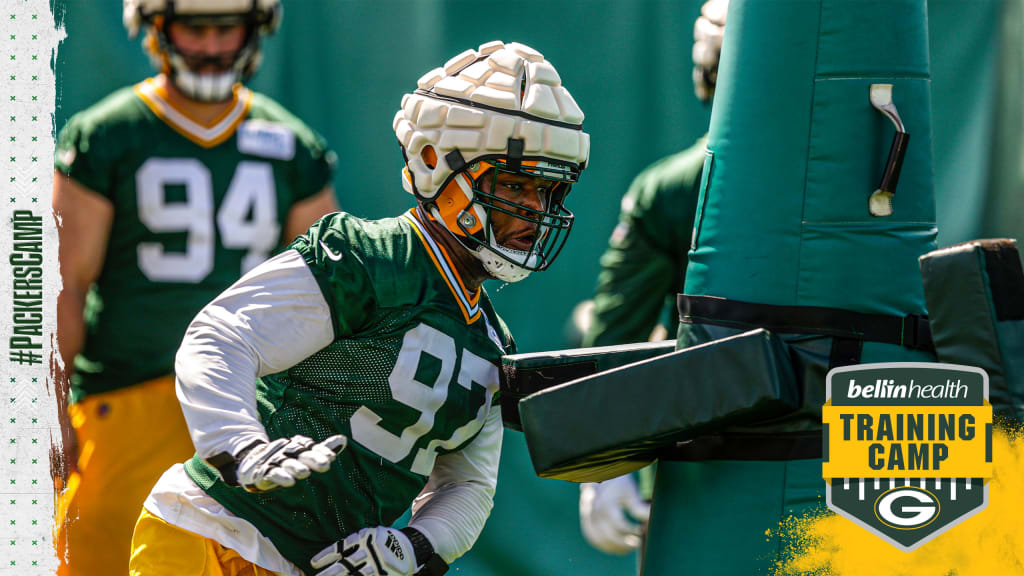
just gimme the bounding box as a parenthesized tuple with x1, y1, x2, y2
(771, 428, 1024, 576)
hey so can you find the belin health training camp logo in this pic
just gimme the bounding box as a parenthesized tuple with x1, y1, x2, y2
(822, 363, 993, 551)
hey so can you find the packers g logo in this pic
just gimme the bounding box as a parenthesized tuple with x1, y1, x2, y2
(874, 486, 939, 530)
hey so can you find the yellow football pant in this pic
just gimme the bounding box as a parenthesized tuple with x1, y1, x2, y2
(55, 376, 197, 576)
(129, 509, 275, 576)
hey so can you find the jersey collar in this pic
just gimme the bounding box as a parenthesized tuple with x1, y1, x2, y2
(403, 209, 483, 324)
(134, 77, 252, 148)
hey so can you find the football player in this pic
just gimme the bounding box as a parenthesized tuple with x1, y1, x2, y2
(127, 40, 590, 576)
(578, 0, 727, 561)
(53, 1, 338, 574)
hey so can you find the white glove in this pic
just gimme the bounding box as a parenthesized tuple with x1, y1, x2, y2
(311, 526, 418, 576)
(692, 0, 729, 101)
(234, 434, 347, 493)
(579, 474, 651, 555)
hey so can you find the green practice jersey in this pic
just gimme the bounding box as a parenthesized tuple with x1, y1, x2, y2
(55, 79, 335, 401)
(584, 135, 707, 348)
(185, 210, 515, 574)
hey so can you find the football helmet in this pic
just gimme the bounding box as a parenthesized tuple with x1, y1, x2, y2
(394, 41, 590, 283)
(123, 0, 281, 102)
(692, 0, 729, 102)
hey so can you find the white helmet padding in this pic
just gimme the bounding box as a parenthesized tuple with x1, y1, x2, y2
(395, 41, 589, 283)
(394, 40, 590, 201)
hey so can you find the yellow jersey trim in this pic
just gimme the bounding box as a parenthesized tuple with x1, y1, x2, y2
(133, 78, 252, 148)
(403, 210, 482, 324)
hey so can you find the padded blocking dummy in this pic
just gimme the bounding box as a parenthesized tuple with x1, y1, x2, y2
(684, 0, 936, 314)
(516, 329, 799, 482)
(514, 1, 943, 572)
(920, 239, 1024, 420)
(499, 340, 676, 431)
(646, 1, 940, 574)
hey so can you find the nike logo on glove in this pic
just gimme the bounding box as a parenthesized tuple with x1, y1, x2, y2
(320, 240, 344, 262)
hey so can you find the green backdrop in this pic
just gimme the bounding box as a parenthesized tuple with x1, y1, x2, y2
(52, 1, 1020, 574)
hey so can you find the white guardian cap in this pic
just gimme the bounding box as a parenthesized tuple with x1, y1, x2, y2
(395, 41, 590, 282)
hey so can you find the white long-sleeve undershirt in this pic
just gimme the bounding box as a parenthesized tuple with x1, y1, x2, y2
(409, 406, 502, 564)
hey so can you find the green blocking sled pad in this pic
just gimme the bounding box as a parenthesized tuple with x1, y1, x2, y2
(516, 329, 799, 482)
(499, 340, 676, 431)
(920, 239, 1024, 419)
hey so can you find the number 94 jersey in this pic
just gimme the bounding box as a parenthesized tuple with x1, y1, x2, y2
(184, 210, 515, 572)
(55, 79, 334, 401)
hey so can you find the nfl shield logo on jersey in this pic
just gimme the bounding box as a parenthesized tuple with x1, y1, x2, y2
(822, 363, 993, 551)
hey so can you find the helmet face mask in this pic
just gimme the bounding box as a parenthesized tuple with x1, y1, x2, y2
(395, 41, 590, 283)
(170, 38, 245, 75)
(157, 18, 257, 102)
(460, 159, 575, 272)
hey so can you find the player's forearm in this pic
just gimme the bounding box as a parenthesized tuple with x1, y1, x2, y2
(53, 285, 86, 477)
(408, 408, 501, 563)
(409, 480, 494, 564)
(52, 171, 113, 374)
(55, 287, 86, 377)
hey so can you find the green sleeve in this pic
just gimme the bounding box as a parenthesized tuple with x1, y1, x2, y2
(584, 210, 681, 347)
(54, 114, 115, 197)
(291, 127, 336, 202)
(288, 213, 375, 337)
(582, 138, 707, 348)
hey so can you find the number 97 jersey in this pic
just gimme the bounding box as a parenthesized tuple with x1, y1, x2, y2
(184, 210, 515, 573)
(55, 79, 335, 401)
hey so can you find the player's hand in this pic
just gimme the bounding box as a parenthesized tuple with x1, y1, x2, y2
(50, 365, 78, 489)
(579, 474, 651, 555)
(311, 526, 418, 576)
(692, 0, 729, 101)
(235, 434, 347, 493)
